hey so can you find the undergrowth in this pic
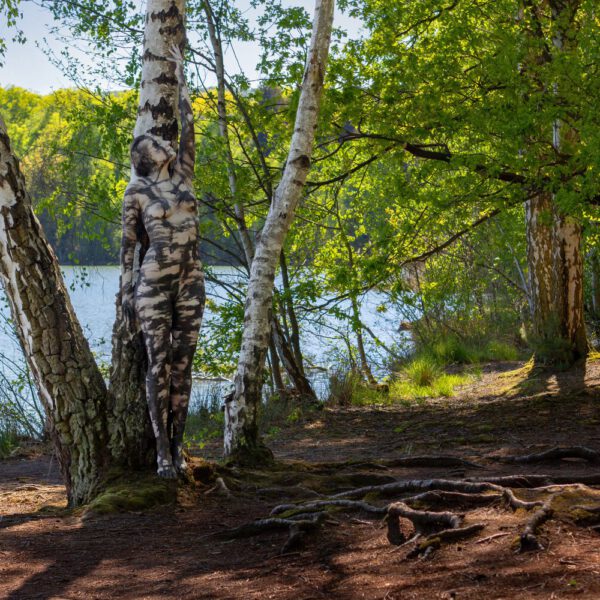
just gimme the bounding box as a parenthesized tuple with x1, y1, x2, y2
(0, 427, 19, 458)
(423, 335, 520, 365)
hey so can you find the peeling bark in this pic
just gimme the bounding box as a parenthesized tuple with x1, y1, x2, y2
(224, 0, 335, 457)
(0, 116, 109, 506)
(524, 192, 587, 362)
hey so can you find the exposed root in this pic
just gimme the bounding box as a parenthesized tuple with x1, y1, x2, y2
(518, 501, 554, 552)
(256, 485, 322, 500)
(469, 474, 600, 487)
(218, 513, 325, 541)
(407, 524, 485, 559)
(404, 490, 501, 509)
(222, 466, 598, 558)
(386, 501, 462, 545)
(271, 499, 386, 517)
(501, 488, 543, 511)
(476, 532, 510, 544)
(503, 446, 600, 464)
(333, 478, 501, 500)
(382, 455, 483, 470)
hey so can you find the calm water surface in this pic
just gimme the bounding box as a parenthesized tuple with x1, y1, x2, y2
(0, 266, 407, 405)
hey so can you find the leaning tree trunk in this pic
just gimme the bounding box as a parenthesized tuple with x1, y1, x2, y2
(204, 0, 316, 401)
(224, 0, 335, 459)
(108, 0, 187, 468)
(0, 116, 109, 506)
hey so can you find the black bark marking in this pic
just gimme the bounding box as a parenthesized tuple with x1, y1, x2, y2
(153, 73, 178, 86)
(150, 4, 181, 22)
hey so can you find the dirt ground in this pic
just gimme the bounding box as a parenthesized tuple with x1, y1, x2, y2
(2, 360, 600, 599)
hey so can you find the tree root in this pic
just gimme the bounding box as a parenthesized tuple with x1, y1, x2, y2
(386, 501, 462, 544)
(382, 455, 483, 470)
(517, 501, 554, 552)
(271, 499, 386, 517)
(468, 474, 600, 487)
(406, 524, 485, 559)
(221, 470, 598, 557)
(218, 512, 326, 542)
(404, 490, 502, 509)
(204, 477, 232, 498)
(503, 446, 600, 464)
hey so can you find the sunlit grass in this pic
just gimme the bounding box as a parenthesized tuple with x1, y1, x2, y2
(390, 373, 470, 402)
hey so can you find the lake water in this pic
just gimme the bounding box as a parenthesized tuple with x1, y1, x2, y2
(0, 266, 409, 419)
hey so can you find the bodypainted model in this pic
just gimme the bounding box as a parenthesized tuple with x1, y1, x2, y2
(120, 47, 205, 478)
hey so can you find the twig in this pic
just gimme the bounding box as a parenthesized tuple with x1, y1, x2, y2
(475, 532, 510, 544)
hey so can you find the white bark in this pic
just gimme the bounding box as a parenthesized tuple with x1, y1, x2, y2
(224, 0, 334, 457)
(134, 0, 185, 142)
(109, 0, 188, 466)
(0, 114, 109, 506)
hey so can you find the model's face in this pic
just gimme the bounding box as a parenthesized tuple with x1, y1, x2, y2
(144, 137, 177, 168)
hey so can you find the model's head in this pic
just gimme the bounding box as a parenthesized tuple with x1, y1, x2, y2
(130, 134, 176, 177)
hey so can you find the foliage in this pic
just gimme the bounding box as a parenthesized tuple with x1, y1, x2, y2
(3, 0, 600, 404)
(403, 356, 442, 387)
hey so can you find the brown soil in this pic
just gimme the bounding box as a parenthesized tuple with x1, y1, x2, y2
(2, 360, 600, 599)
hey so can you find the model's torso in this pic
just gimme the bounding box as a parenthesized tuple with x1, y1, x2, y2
(128, 174, 202, 289)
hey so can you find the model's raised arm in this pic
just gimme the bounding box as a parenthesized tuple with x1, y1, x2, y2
(120, 189, 141, 326)
(169, 45, 195, 181)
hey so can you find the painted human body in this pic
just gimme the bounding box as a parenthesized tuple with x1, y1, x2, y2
(120, 48, 204, 478)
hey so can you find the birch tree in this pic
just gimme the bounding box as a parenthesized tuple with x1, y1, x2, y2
(224, 0, 335, 458)
(0, 0, 190, 504)
(109, 0, 188, 467)
(0, 115, 109, 506)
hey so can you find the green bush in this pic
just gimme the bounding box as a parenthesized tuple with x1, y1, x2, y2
(389, 372, 470, 402)
(328, 369, 360, 406)
(403, 356, 442, 386)
(430, 336, 474, 364)
(0, 427, 19, 459)
(484, 340, 518, 361)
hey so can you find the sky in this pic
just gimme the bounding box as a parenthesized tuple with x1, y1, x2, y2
(0, 1, 360, 94)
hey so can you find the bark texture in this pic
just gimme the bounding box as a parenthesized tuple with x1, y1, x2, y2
(525, 196, 587, 363)
(224, 0, 335, 457)
(522, 0, 587, 364)
(109, 0, 187, 467)
(0, 115, 109, 506)
(204, 2, 315, 401)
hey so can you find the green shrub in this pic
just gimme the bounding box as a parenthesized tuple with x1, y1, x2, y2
(430, 336, 474, 364)
(484, 340, 518, 361)
(390, 373, 469, 402)
(403, 356, 442, 386)
(328, 369, 360, 406)
(0, 427, 19, 459)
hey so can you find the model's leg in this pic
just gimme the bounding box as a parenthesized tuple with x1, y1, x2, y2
(137, 288, 176, 478)
(171, 267, 205, 472)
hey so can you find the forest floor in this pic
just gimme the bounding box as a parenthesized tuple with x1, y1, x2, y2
(2, 359, 600, 599)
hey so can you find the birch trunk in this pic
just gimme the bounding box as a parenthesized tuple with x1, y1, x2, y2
(521, 0, 587, 365)
(108, 0, 187, 467)
(525, 194, 587, 363)
(204, 0, 316, 402)
(526, 193, 559, 343)
(546, 0, 587, 362)
(555, 214, 587, 359)
(224, 0, 335, 458)
(0, 116, 109, 506)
